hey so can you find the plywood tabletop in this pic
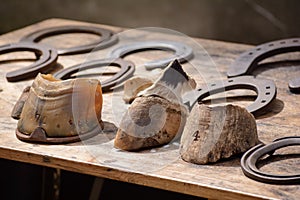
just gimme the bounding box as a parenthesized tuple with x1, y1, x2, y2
(0, 18, 299, 200)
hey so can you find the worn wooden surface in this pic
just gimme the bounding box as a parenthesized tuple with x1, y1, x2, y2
(0, 18, 299, 200)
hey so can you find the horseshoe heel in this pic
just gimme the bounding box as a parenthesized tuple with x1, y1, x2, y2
(108, 40, 193, 70)
(288, 77, 300, 93)
(0, 42, 58, 82)
(227, 38, 300, 93)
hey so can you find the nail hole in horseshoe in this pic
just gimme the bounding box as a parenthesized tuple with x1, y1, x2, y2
(261, 100, 266, 103)
(266, 92, 270, 95)
(211, 83, 216, 86)
(227, 38, 300, 95)
(268, 43, 274, 47)
(249, 52, 253, 55)
(266, 86, 271, 89)
(191, 76, 278, 118)
(228, 79, 234, 82)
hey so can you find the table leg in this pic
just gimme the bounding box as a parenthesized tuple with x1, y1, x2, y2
(41, 167, 60, 200)
(89, 177, 105, 200)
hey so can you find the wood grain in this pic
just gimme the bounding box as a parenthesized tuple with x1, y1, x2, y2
(0, 18, 299, 200)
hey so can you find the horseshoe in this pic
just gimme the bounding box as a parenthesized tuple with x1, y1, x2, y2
(0, 42, 58, 82)
(21, 25, 118, 55)
(241, 136, 300, 184)
(227, 38, 300, 93)
(108, 40, 193, 70)
(183, 76, 277, 117)
(53, 58, 135, 92)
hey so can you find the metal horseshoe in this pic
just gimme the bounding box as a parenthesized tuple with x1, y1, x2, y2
(21, 25, 118, 55)
(53, 58, 135, 92)
(108, 40, 193, 70)
(241, 136, 300, 184)
(0, 42, 58, 82)
(183, 76, 277, 117)
(227, 38, 300, 93)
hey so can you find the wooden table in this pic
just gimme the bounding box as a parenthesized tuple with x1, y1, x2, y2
(0, 18, 299, 200)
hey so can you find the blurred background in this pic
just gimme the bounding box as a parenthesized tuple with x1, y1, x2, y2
(1, 0, 299, 45)
(0, 1, 299, 199)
